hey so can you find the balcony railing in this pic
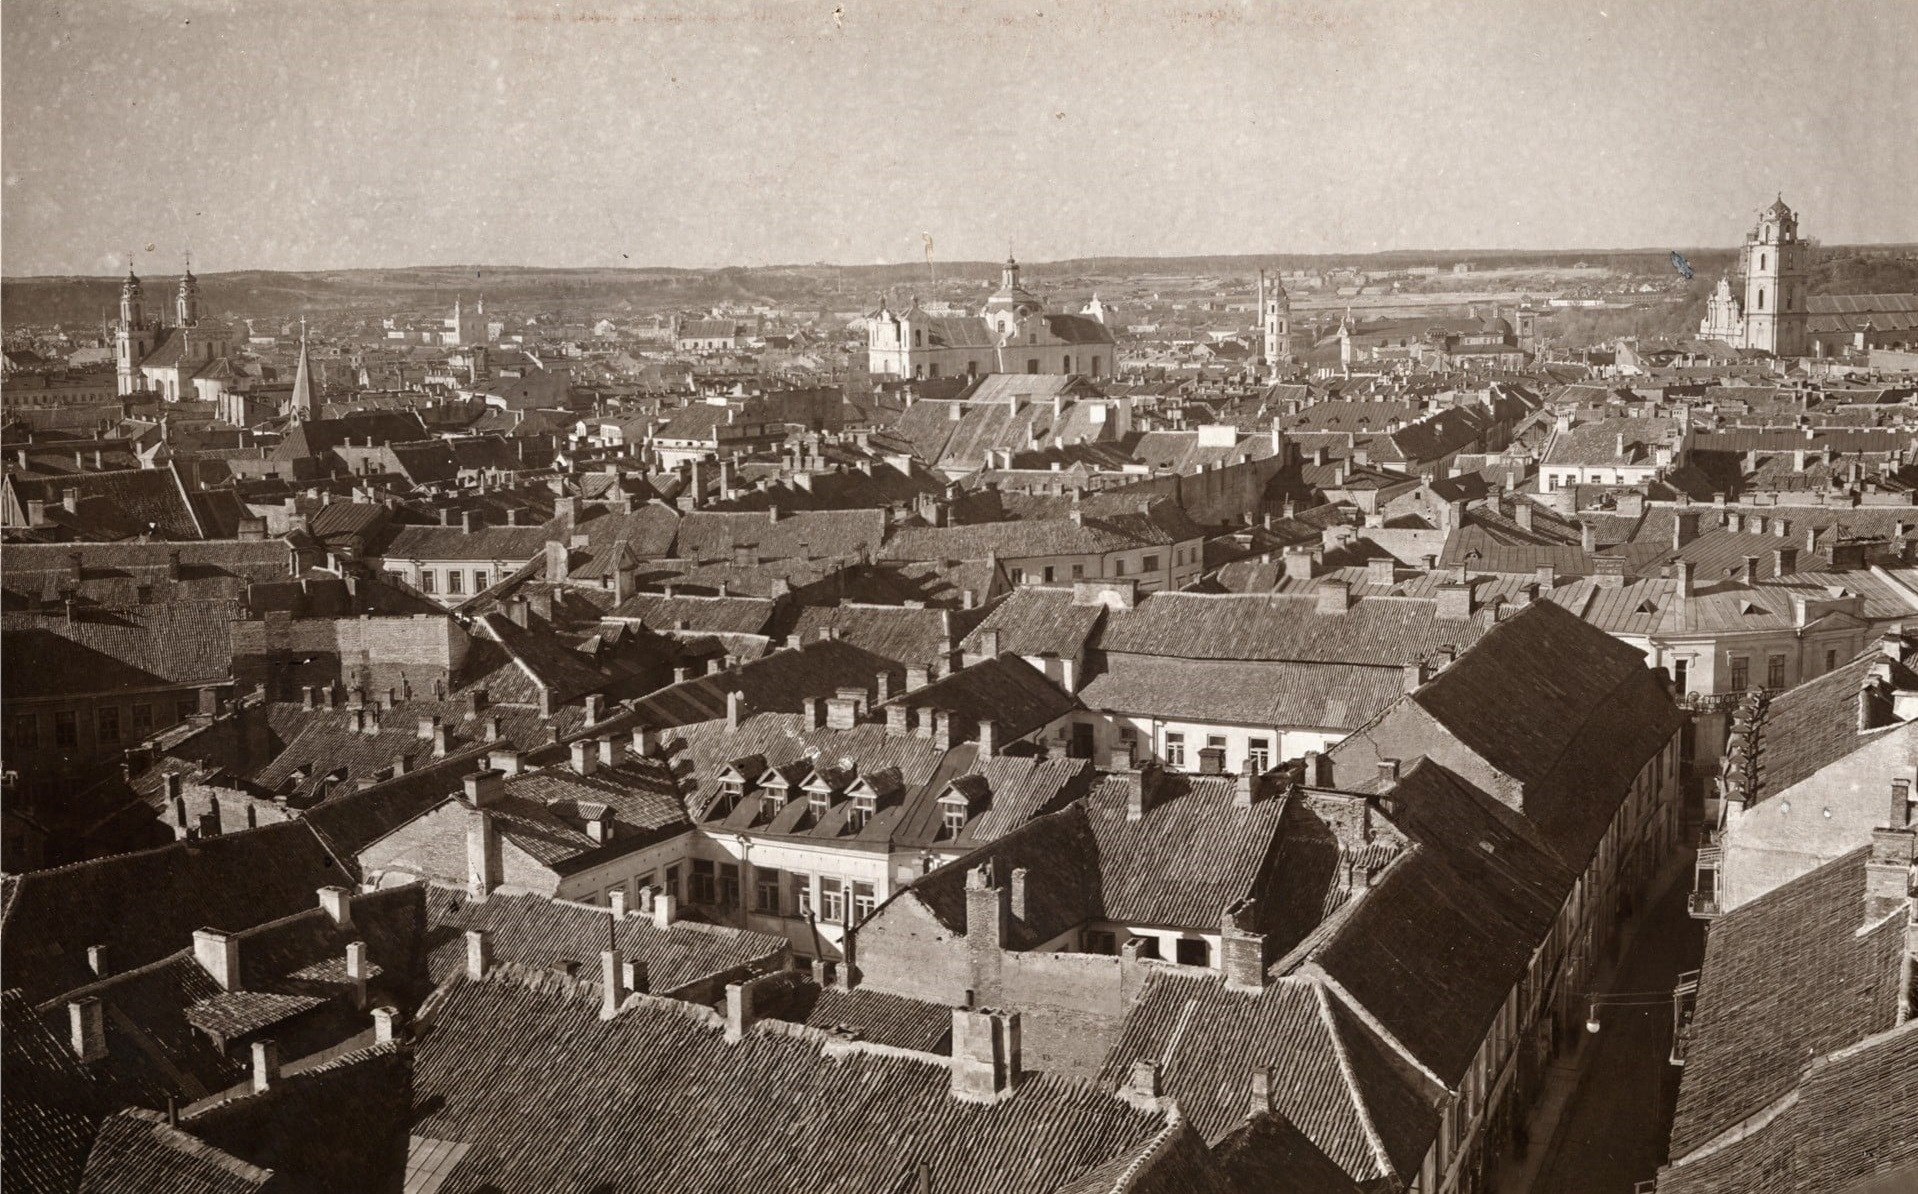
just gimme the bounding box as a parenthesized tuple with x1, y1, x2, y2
(1687, 891, 1722, 919)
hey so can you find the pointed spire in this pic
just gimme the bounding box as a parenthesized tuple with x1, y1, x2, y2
(289, 317, 315, 420)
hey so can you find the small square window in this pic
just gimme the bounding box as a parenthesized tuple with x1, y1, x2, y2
(1071, 564, 1085, 579)
(1143, 555, 1160, 572)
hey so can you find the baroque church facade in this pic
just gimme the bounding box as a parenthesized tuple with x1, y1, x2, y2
(115, 264, 240, 401)
(867, 256, 1117, 380)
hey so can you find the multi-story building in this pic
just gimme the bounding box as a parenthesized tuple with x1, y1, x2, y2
(868, 256, 1117, 381)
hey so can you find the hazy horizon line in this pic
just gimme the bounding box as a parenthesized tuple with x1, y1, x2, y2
(9, 239, 1917, 284)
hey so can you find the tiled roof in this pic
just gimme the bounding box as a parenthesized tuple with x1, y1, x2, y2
(1659, 1020, 1918, 1194)
(6, 464, 204, 540)
(78, 1109, 270, 1194)
(1746, 647, 1902, 801)
(619, 639, 906, 730)
(676, 509, 886, 565)
(0, 541, 291, 609)
(781, 604, 957, 668)
(2, 601, 236, 698)
(1667, 848, 1907, 1158)
(1096, 970, 1439, 1184)
(1310, 762, 1571, 1083)
(35, 951, 247, 1109)
(748, 971, 954, 1053)
(1080, 655, 1402, 730)
(910, 774, 1284, 943)
(177, 1041, 414, 1194)
(877, 654, 1080, 743)
(605, 592, 777, 636)
(1, 822, 345, 1007)
(956, 588, 1106, 661)
(1540, 417, 1678, 467)
(2, 988, 102, 1194)
(409, 968, 1174, 1194)
(376, 522, 557, 563)
(424, 889, 783, 996)
(1095, 591, 1489, 667)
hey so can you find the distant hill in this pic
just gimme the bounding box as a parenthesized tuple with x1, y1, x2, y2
(6, 245, 1911, 329)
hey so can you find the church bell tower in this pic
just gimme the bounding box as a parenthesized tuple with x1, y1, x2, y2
(1742, 196, 1807, 357)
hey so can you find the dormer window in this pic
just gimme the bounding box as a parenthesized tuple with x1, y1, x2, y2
(760, 790, 786, 822)
(849, 792, 876, 833)
(940, 799, 968, 839)
(809, 791, 832, 823)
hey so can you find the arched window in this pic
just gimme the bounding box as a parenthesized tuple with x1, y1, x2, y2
(1758, 288, 1766, 311)
(1759, 253, 1767, 271)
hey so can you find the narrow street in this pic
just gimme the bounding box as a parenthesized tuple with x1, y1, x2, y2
(1529, 873, 1706, 1193)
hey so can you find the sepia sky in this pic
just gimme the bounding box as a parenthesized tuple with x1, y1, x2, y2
(2, 0, 1914, 276)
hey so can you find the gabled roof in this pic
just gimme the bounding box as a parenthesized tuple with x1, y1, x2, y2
(0, 822, 344, 1007)
(409, 968, 1177, 1194)
(424, 888, 783, 997)
(1094, 591, 1489, 667)
(1667, 847, 1908, 1159)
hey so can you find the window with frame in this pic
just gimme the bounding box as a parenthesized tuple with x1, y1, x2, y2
(1825, 648, 1838, 673)
(1071, 563, 1085, 579)
(853, 881, 876, 922)
(1206, 734, 1226, 751)
(718, 863, 741, 907)
(1009, 567, 1025, 585)
(1062, 355, 1072, 373)
(11, 713, 38, 750)
(1084, 929, 1117, 955)
(1247, 738, 1271, 772)
(1113, 558, 1127, 577)
(446, 570, 463, 595)
(790, 872, 813, 918)
(1131, 935, 1161, 960)
(97, 707, 121, 744)
(419, 570, 436, 594)
(1175, 938, 1210, 967)
(1042, 565, 1056, 583)
(1091, 356, 1102, 375)
(1163, 731, 1185, 768)
(54, 711, 78, 747)
(1143, 555, 1160, 573)
(689, 859, 716, 903)
(819, 878, 846, 924)
(755, 869, 782, 914)
(473, 571, 489, 591)
(1026, 359, 1039, 374)
(131, 703, 153, 738)
(1767, 655, 1787, 690)
(849, 793, 876, 833)
(940, 799, 968, 839)
(1729, 656, 1750, 692)
(808, 790, 832, 824)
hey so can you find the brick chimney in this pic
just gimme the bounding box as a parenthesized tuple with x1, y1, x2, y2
(631, 724, 659, 757)
(1674, 559, 1695, 598)
(977, 720, 1000, 757)
(1250, 1065, 1277, 1117)
(1126, 761, 1166, 822)
(252, 1040, 280, 1093)
(727, 690, 745, 731)
(192, 929, 242, 992)
(723, 981, 755, 1044)
(318, 886, 354, 929)
(949, 1007, 1022, 1102)
(465, 929, 493, 979)
(570, 740, 598, 776)
(372, 1006, 401, 1044)
(1284, 548, 1319, 582)
(344, 941, 369, 1009)
(1436, 581, 1475, 620)
(652, 888, 678, 929)
(68, 998, 107, 1064)
(598, 736, 625, 769)
(1316, 579, 1351, 614)
(1773, 547, 1797, 578)
(1864, 783, 1914, 922)
(1221, 898, 1268, 990)
(1008, 867, 1028, 922)
(601, 948, 628, 1019)
(1673, 510, 1700, 550)
(1122, 1058, 1162, 1110)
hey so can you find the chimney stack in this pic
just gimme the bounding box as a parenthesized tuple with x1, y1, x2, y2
(68, 998, 107, 1064)
(192, 929, 242, 992)
(950, 1008, 1022, 1102)
(318, 886, 354, 929)
(724, 981, 755, 1044)
(601, 948, 628, 1018)
(570, 740, 598, 775)
(1221, 898, 1268, 991)
(465, 929, 493, 979)
(251, 1041, 280, 1093)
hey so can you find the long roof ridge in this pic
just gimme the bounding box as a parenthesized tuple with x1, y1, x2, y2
(1312, 977, 1396, 1181)
(1305, 963, 1453, 1096)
